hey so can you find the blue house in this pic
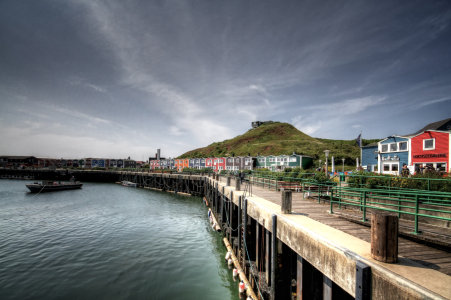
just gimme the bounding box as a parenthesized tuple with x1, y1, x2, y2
(117, 159, 124, 168)
(168, 159, 175, 169)
(361, 143, 379, 172)
(199, 158, 206, 169)
(161, 159, 168, 169)
(189, 159, 194, 168)
(98, 159, 105, 167)
(378, 136, 410, 175)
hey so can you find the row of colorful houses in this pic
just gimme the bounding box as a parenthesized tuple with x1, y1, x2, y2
(149, 153, 313, 172)
(0, 156, 140, 169)
(362, 118, 451, 175)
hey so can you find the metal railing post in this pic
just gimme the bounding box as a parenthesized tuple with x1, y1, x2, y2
(412, 194, 422, 235)
(362, 191, 367, 221)
(330, 188, 334, 214)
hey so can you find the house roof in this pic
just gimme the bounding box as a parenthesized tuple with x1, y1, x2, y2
(411, 117, 451, 135)
(362, 142, 378, 148)
(0, 156, 36, 159)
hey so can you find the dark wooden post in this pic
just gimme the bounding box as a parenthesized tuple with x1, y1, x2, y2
(226, 176, 231, 186)
(282, 190, 292, 214)
(238, 196, 242, 253)
(356, 261, 371, 300)
(221, 186, 226, 224)
(229, 191, 234, 231)
(243, 199, 248, 266)
(256, 221, 261, 268)
(236, 178, 241, 191)
(296, 255, 303, 300)
(271, 214, 277, 299)
(323, 275, 332, 300)
(266, 224, 272, 286)
(371, 212, 398, 263)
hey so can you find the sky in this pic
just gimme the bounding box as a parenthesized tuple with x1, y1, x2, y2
(1, 0, 451, 160)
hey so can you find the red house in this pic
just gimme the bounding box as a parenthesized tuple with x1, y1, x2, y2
(411, 130, 450, 173)
(213, 157, 226, 172)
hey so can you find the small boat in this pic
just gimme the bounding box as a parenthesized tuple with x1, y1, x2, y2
(122, 181, 137, 187)
(26, 177, 82, 193)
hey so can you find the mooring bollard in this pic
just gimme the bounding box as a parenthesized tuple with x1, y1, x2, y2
(235, 178, 241, 191)
(281, 190, 292, 214)
(227, 176, 231, 186)
(371, 211, 398, 263)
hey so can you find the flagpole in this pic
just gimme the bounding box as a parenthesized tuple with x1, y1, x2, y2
(360, 131, 362, 168)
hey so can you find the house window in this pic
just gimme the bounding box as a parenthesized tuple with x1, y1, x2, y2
(290, 158, 296, 162)
(423, 138, 435, 150)
(390, 143, 398, 151)
(236, 159, 239, 162)
(399, 142, 407, 151)
(228, 159, 232, 162)
(383, 164, 390, 172)
(219, 159, 223, 163)
(381, 145, 388, 152)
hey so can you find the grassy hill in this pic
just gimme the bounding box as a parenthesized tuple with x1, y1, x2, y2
(177, 122, 380, 169)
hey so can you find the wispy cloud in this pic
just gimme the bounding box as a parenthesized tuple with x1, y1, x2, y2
(67, 76, 106, 93)
(416, 97, 451, 108)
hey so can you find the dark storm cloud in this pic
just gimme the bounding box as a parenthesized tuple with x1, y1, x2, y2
(1, 0, 451, 158)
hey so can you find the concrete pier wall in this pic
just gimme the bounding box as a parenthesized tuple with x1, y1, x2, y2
(206, 176, 450, 300)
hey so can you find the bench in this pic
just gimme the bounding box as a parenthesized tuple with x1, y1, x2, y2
(303, 185, 332, 197)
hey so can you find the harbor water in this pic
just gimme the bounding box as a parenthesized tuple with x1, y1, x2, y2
(0, 180, 241, 300)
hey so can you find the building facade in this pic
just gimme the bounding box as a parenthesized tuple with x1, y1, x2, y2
(411, 130, 450, 173)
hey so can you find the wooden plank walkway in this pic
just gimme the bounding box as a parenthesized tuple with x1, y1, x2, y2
(224, 177, 451, 276)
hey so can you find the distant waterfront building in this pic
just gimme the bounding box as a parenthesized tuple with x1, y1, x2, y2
(0, 156, 37, 168)
(251, 120, 274, 128)
(255, 154, 312, 171)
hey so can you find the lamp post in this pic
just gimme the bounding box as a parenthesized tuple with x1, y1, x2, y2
(342, 158, 345, 173)
(324, 150, 330, 177)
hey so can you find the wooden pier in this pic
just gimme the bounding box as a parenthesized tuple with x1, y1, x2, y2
(2, 169, 451, 299)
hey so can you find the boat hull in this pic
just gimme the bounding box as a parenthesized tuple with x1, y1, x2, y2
(26, 183, 83, 193)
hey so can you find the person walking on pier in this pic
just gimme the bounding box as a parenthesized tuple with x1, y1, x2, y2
(401, 164, 409, 177)
(239, 171, 245, 184)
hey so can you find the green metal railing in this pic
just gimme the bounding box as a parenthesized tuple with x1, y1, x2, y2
(250, 170, 451, 193)
(328, 186, 451, 235)
(248, 170, 451, 235)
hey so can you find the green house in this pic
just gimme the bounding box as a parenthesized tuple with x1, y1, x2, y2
(255, 154, 313, 171)
(255, 156, 267, 169)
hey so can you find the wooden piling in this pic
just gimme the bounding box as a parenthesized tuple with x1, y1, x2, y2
(271, 214, 277, 299)
(281, 190, 292, 214)
(236, 178, 241, 191)
(371, 211, 398, 263)
(227, 176, 231, 186)
(223, 238, 258, 300)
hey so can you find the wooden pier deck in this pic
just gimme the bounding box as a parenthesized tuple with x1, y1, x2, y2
(223, 177, 451, 276)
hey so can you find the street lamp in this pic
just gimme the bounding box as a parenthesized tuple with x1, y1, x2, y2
(342, 158, 345, 173)
(324, 150, 330, 177)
